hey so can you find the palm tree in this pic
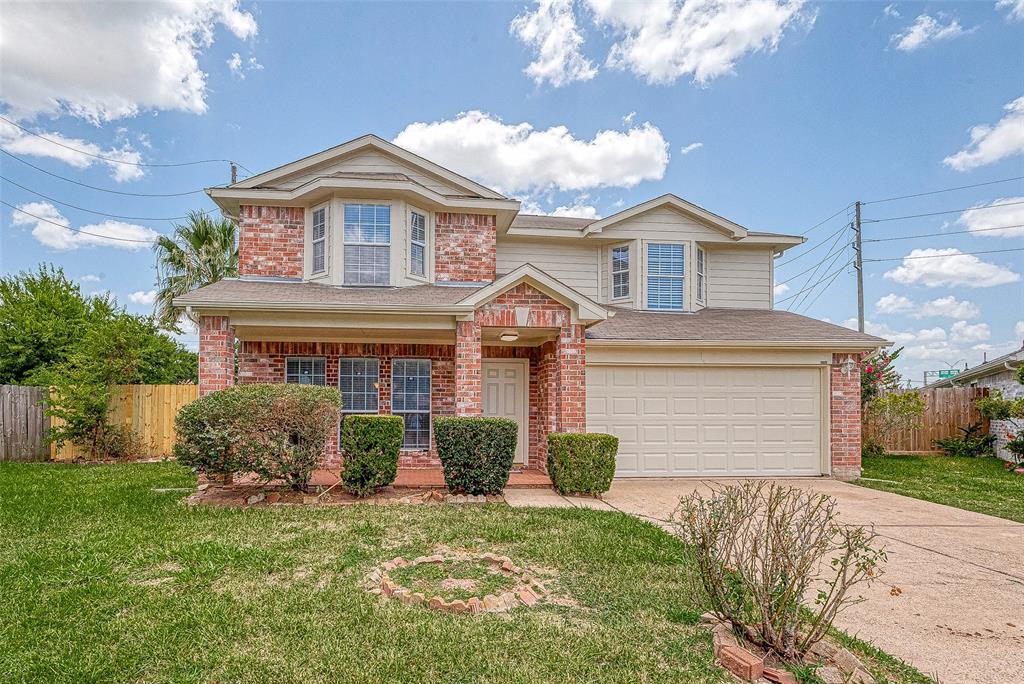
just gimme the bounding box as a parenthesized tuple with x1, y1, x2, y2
(153, 211, 238, 330)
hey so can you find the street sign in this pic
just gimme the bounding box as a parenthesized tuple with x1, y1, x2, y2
(937, 369, 960, 379)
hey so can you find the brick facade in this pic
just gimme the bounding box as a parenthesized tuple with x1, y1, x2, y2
(455, 321, 482, 415)
(434, 212, 496, 282)
(475, 282, 572, 328)
(556, 324, 586, 434)
(198, 316, 235, 396)
(238, 205, 304, 278)
(830, 353, 862, 480)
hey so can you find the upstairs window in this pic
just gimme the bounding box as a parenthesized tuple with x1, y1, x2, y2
(285, 357, 326, 385)
(647, 243, 685, 311)
(344, 203, 390, 285)
(410, 210, 426, 277)
(392, 359, 431, 450)
(311, 206, 327, 274)
(696, 246, 707, 304)
(611, 245, 630, 299)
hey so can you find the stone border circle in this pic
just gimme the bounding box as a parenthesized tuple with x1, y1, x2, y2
(366, 551, 550, 614)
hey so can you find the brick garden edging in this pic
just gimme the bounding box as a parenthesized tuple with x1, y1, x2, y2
(366, 551, 550, 614)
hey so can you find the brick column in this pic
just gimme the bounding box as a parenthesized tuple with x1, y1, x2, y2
(454, 320, 482, 415)
(556, 324, 586, 433)
(199, 316, 235, 396)
(830, 353, 862, 480)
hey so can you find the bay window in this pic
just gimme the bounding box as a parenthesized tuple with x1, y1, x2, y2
(344, 203, 391, 285)
(696, 246, 707, 304)
(646, 243, 685, 310)
(611, 245, 630, 299)
(410, 210, 427, 277)
(311, 206, 327, 274)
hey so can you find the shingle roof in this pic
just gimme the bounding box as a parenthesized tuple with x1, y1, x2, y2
(510, 214, 595, 230)
(588, 307, 888, 345)
(925, 345, 1024, 388)
(174, 278, 483, 307)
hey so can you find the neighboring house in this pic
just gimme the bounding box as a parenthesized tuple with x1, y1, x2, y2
(176, 135, 886, 480)
(927, 345, 1024, 461)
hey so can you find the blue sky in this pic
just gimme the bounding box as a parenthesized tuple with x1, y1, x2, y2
(1, 0, 1022, 383)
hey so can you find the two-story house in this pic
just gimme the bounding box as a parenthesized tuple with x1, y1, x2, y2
(176, 135, 886, 480)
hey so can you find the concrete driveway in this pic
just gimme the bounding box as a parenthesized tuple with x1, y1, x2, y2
(505, 479, 1024, 684)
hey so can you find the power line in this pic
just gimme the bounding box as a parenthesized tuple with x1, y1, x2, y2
(864, 223, 1024, 242)
(2, 200, 161, 244)
(0, 113, 252, 173)
(797, 261, 849, 314)
(861, 176, 1024, 205)
(776, 260, 853, 304)
(790, 232, 852, 312)
(864, 247, 1024, 263)
(0, 149, 207, 197)
(798, 203, 853, 236)
(776, 221, 851, 267)
(0, 175, 213, 222)
(776, 230, 851, 287)
(863, 199, 1024, 224)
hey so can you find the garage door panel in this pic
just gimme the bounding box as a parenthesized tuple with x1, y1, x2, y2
(588, 365, 822, 477)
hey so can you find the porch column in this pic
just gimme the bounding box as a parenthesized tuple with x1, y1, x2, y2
(198, 315, 235, 396)
(556, 324, 586, 433)
(830, 353, 862, 480)
(455, 320, 482, 415)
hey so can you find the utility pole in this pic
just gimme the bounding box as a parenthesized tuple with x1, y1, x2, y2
(230, 163, 237, 185)
(854, 200, 864, 333)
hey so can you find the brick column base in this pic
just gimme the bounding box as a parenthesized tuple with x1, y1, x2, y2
(556, 324, 586, 434)
(199, 316, 235, 396)
(830, 353, 862, 480)
(454, 320, 482, 415)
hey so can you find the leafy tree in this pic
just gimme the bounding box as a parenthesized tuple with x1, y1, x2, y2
(0, 265, 115, 384)
(154, 210, 238, 330)
(864, 390, 927, 456)
(861, 347, 903, 406)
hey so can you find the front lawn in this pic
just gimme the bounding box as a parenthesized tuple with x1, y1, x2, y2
(858, 454, 1024, 523)
(0, 463, 930, 683)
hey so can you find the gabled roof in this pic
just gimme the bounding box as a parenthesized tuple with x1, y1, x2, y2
(225, 134, 506, 200)
(926, 345, 1024, 388)
(583, 194, 749, 239)
(457, 264, 609, 324)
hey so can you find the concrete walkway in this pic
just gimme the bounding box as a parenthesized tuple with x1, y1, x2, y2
(504, 480, 1024, 684)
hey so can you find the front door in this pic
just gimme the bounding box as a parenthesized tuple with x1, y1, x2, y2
(482, 360, 528, 464)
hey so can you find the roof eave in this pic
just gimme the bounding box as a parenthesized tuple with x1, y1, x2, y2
(586, 338, 889, 350)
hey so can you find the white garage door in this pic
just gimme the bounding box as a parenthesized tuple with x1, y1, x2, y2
(587, 366, 823, 477)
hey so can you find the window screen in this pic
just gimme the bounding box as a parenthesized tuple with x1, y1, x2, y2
(410, 211, 426, 277)
(343, 204, 390, 285)
(285, 357, 326, 385)
(339, 358, 379, 414)
(611, 245, 630, 299)
(646, 243, 685, 310)
(391, 359, 431, 450)
(311, 207, 327, 274)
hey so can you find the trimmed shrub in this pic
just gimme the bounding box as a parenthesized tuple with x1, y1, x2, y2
(547, 433, 619, 495)
(434, 416, 517, 495)
(174, 383, 341, 489)
(340, 414, 404, 497)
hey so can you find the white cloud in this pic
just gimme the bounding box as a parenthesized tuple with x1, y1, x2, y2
(622, 111, 636, 125)
(913, 296, 981, 320)
(79, 274, 102, 283)
(1015, 320, 1024, 338)
(883, 4, 900, 18)
(958, 197, 1024, 238)
(510, 0, 597, 87)
(393, 111, 669, 194)
(227, 52, 263, 79)
(774, 282, 790, 297)
(519, 196, 600, 219)
(0, 120, 144, 182)
(883, 248, 1020, 288)
(128, 290, 158, 305)
(950, 320, 991, 343)
(592, 0, 811, 85)
(0, 0, 257, 123)
(891, 13, 966, 52)
(10, 201, 159, 251)
(875, 293, 914, 314)
(943, 96, 1024, 171)
(679, 142, 703, 155)
(997, 0, 1024, 21)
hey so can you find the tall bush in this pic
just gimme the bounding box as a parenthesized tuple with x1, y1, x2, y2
(175, 383, 341, 489)
(340, 414, 404, 497)
(547, 433, 618, 495)
(863, 390, 926, 456)
(673, 482, 885, 661)
(434, 417, 517, 495)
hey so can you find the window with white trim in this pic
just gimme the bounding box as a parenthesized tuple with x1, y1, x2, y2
(392, 359, 431, 450)
(311, 206, 327, 274)
(339, 358, 379, 414)
(696, 246, 707, 304)
(343, 203, 390, 285)
(646, 243, 685, 310)
(410, 210, 426, 277)
(285, 357, 326, 385)
(611, 245, 630, 299)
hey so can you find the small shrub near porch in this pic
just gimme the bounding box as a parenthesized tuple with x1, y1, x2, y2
(340, 414, 404, 497)
(174, 383, 341, 489)
(434, 416, 517, 495)
(547, 432, 619, 495)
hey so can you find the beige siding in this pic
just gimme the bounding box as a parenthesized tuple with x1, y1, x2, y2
(598, 206, 739, 243)
(270, 149, 465, 196)
(706, 246, 773, 309)
(496, 237, 600, 298)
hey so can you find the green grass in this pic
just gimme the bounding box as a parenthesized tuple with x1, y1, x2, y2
(390, 559, 516, 602)
(0, 462, 932, 684)
(858, 454, 1024, 523)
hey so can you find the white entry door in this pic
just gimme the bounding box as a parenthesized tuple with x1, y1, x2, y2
(482, 360, 528, 464)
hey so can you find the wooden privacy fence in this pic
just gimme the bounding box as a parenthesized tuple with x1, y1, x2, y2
(50, 384, 199, 461)
(0, 385, 50, 461)
(863, 386, 989, 454)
